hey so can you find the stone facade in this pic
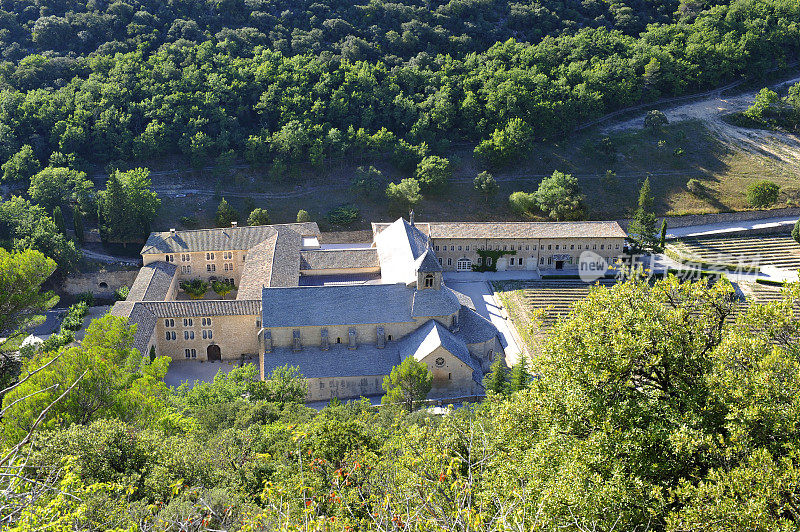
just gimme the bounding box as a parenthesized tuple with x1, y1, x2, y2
(113, 217, 627, 402)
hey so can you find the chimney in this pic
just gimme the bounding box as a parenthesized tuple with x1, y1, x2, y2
(169, 228, 176, 235)
(231, 221, 238, 227)
(409, 210, 415, 226)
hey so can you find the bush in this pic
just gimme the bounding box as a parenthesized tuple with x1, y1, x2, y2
(327, 205, 360, 226)
(508, 191, 537, 217)
(296, 209, 311, 223)
(180, 216, 198, 228)
(746, 180, 780, 207)
(386, 178, 422, 209)
(644, 109, 668, 132)
(474, 118, 534, 167)
(212, 279, 236, 297)
(247, 207, 270, 226)
(61, 302, 89, 331)
(180, 279, 209, 299)
(686, 179, 703, 196)
(474, 171, 499, 196)
(114, 285, 130, 301)
(351, 166, 382, 197)
(792, 219, 800, 244)
(415, 155, 451, 193)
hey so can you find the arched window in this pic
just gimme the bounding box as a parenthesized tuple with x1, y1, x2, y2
(424, 274, 434, 288)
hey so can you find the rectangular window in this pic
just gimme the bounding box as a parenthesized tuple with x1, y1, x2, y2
(593, 244, 597, 250)
(571, 245, 575, 250)
(457, 246, 462, 251)
(503, 245, 507, 251)
(166, 331, 171, 341)
(185, 349, 191, 358)
(202, 330, 212, 339)
(540, 245, 544, 250)
(526, 245, 529, 251)
(465, 246, 470, 251)
(447, 258, 452, 266)
(164, 319, 170, 327)
(256, 320, 261, 328)
(450, 245, 454, 251)
(435, 245, 439, 251)
(616, 244, 620, 249)
(509, 258, 514, 265)
(601, 244, 605, 250)
(548, 245, 552, 250)
(540, 257, 544, 264)
(184, 318, 193, 327)
(477, 257, 482, 265)
(555, 245, 559, 250)
(487, 257, 493, 266)
(171, 331, 176, 340)
(184, 331, 189, 340)
(191, 349, 196, 358)
(438, 257, 442, 265)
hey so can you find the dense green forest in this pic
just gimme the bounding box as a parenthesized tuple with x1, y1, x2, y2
(0, 0, 797, 175)
(3, 246, 800, 530)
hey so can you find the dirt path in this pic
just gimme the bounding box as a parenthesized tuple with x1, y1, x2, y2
(604, 74, 800, 167)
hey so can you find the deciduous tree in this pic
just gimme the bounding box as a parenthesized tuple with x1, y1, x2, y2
(382, 356, 432, 411)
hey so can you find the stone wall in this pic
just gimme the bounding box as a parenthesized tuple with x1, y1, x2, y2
(619, 207, 800, 233)
(61, 269, 139, 298)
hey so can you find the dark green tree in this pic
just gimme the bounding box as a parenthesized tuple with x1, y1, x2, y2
(533, 171, 585, 221)
(628, 177, 658, 253)
(96, 168, 160, 244)
(52, 206, 65, 236)
(793, 219, 800, 244)
(483, 358, 508, 394)
(247, 208, 270, 226)
(508, 354, 531, 392)
(644, 110, 668, 132)
(415, 156, 451, 193)
(382, 357, 433, 411)
(474, 171, 499, 197)
(1, 145, 40, 183)
(215, 198, 238, 227)
(659, 219, 667, 251)
(72, 205, 84, 245)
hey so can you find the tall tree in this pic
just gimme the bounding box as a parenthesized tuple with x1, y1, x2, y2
(382, 357, 432, 411)
(533, 171, 585, 221)
(628, 177, 658, 252)
(72, 205, 84, 245)
(247, 207, 270, 226)
(508, 354, 531, 392)
(483, 357, 508, 394)
(215, 198, 238, 227)
(96, 168, 160, 244)
(415, 156, 452, 193)
(51, 206, 65, 236)
(28, 167, 94, 213)
(1, 145, 40, 184)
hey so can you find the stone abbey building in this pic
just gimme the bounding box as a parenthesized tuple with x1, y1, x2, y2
(111, 217, 625, 401)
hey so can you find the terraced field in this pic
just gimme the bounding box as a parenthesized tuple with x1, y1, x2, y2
(670, 235, 800, 271)
(500, 279, 618, 329)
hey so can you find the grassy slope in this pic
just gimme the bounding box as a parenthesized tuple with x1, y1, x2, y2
(146, 119, 798, 232)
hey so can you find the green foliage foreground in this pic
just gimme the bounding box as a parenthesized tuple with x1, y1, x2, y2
(4, 274, 800, 530)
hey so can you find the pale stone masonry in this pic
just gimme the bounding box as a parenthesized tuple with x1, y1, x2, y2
(111, 217, 626, 401)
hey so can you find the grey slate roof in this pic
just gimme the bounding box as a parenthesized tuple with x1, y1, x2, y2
(110, 301, 156, 354)
(300, 248, 379, 271)
(141, 300, 261, 317)
(261, 284, 414, 327)
(456, 307, 499, 344)
(263, 343, 400, 380)
(373, 218, 433, 284)
(237, 228, 303, 299)
(426, 221, 627, 239)
(398, 319, 482, 382)
(411, 286, 461, 318)
(127, 261, 177, 302)
(140, 222, 319, 255)
(448, 287, 475, 310)
(415, 248, 442, 272)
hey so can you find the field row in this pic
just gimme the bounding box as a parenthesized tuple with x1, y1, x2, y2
(670, 235, 800, 270)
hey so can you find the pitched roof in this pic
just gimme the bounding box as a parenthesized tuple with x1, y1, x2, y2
(140, 222, 319, 254)
(398, 319, 482, 382)
(262, 343, 400, 380)
(141, 300, 260, 317)
(236, 234, 279, 300)
(455, 307, 498, 344)
(110, 301, 156, 354)
(411, 286, 461, 318)
(300, 248, 379, 271)
(261, 284, 415, 327)
(415, 248, 442, 272)
(448, 287, 475, 310)
(426, 221, 627, 239)
(127, 261, 177, 302)
(373, 218, 432, 284)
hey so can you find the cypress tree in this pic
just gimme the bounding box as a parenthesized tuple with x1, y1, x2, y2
(73, 205, 84, 245)
(628, 177, 657, 253)
(482, 357, 508, 394)
(52, 206, 65, 236)
(508, 354, 531, 393)
(659, 219, 667, 251)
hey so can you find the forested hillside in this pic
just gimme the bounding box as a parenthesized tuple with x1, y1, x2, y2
(0, 0, 797, 174)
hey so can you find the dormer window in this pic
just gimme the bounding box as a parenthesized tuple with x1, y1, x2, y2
(424, 274, 434, 288)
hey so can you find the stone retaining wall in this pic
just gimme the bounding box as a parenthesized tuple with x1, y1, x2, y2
(61, 269, 139, 298)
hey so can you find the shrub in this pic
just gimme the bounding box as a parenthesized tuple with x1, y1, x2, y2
(296, 209, 311, 223)
(386, 178, 422, 209)
(115, 285, 130, 301)
(415, 155, 451, 193)
(474, 171, 499, 197)
(247, 207, 270, 226)
(644, 109, 668, 132)
(474, 118, 534, 167)
(180, 279, 209, 299)
(351, 166, 382, 197)
(746, 180, 780, 207)
(792, 219, 800, 244)
(686, 179, 703, 196)
(327, 205, 360, 226)
(212, 279, 236, 297)
(61, 302, 89, 331)
(508, 191, 537, 217)
(180, 216, 198, 228)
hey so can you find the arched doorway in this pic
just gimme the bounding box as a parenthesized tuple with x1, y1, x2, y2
(207, 344, 221, 362)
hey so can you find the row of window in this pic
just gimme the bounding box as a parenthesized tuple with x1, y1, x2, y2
(185, 349, 197, 358)
(319, 378, 382, 389)
(435, 242, 620, 252)
(165, 330, 213, 341)
(165, 318, 213, 327)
